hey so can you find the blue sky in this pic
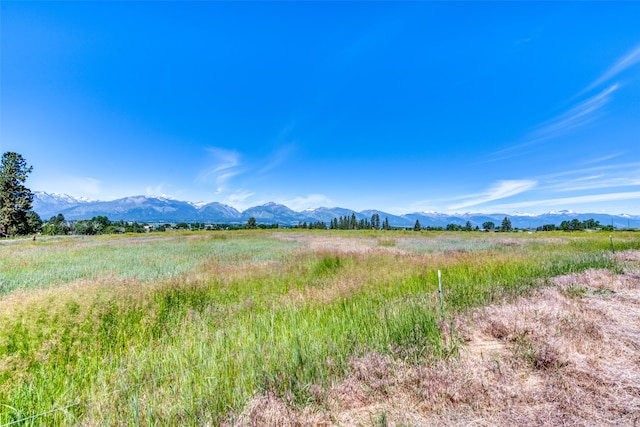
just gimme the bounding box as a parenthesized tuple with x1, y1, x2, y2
(2, 1, 639, 215)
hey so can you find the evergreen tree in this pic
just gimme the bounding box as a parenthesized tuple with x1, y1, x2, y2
(0, 152, 34, 236)
(371, 213, 380, 230)
(413, 219, 422, 231)
(25, 211, 43, 234)
(383, 216, 390, 230)
(246, 217, 257, 229)
(501, 216, 512, 232)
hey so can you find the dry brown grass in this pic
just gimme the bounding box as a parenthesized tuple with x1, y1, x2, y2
(274, 233, 406, 256)
(234, 250, 640, 426)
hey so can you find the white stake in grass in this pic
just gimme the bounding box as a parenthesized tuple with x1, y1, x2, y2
(438, 270, 445, 320)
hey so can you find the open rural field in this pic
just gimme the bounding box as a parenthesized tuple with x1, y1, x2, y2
(1, 230, 639, 426)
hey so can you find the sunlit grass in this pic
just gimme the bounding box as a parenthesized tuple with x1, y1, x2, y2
(0, 232, 297, 295)
(0, 230, 638, 425)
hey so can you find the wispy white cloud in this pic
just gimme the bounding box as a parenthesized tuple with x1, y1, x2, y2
(485, 191, 640, 212)
(223, 191, 255, 211)
(580, 152, 624, 166)
(197, 147, 243, 193)
(540, 161, 640, 180)
(145, 183, 170, 197)
(532, 84, 618, 139)
(581, 44, 640, 95)
(547, 177, 640, 193)
(488, 43, 640, 162)
(514, 37, 534, 47)
(260, 143, 296, 174)
(539, 161, 640, 193)
(279, 194, 334, 211)
(448, 180, 537, 210)
(491, 85, 619, 161)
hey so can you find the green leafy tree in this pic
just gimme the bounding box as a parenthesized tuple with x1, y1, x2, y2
(72, 220, 95, 235)
(26, 211, 43, 234)
(42, 213, 70, 235)
(570, 219, 583, 231)
(246, 217, 257, 229)
(383, 216, 390, 231)
(91, 215, 111, 233)
(582, 218, 600, 229)
(464, 221, 473, 231)
(121, 221, 147, 233)
(0, 152, 34, 236)
(482, 221, 495, 230)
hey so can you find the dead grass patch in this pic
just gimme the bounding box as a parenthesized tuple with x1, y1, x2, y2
(232, 251, 640, 426)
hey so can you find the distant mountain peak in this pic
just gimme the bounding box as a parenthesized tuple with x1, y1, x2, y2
(34, 191, 96, 203)
(147, 194, 177, 201)
(191, 201, 208, 208)
(31, 192, 640, 228)
(512, 212, 536, 217)
(548, 210, 576, 215)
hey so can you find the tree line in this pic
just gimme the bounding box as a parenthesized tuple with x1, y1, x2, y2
(297, 213, 391, 230)
(36, 214, 280, 235)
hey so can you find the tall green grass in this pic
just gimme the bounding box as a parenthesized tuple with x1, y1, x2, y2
(0, 232, 297, 295)
(0, 231, 638, 425)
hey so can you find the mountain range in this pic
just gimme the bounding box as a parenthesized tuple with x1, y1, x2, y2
(31, 192, 640, 229)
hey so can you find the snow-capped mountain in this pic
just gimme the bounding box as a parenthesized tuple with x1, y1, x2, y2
(198, 202, 241, 221)
(30, 192, 640, 228)
(31, 191, 93, 219)
(54, 196, 201, 223)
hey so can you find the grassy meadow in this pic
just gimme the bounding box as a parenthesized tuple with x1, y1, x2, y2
(1, 230, 638, 425)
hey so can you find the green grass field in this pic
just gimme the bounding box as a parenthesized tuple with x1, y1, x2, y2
(1, 230, 638, 425)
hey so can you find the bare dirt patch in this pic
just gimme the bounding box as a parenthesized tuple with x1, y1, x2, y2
(233, 250, 640, 426)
